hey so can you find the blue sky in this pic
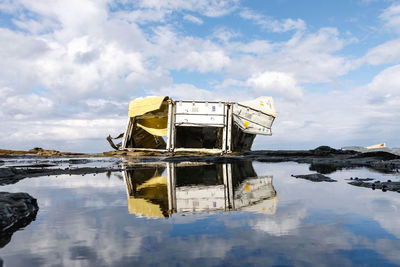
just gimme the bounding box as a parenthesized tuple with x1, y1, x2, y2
(0, 0, 400, 152)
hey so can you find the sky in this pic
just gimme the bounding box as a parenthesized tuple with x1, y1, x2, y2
(0, 0, 400, 153)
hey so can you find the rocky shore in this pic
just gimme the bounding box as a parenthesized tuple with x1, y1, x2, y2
(348, 178, 400, 193)
(0, 192, 39, 248)
(1, 146, 400, 185)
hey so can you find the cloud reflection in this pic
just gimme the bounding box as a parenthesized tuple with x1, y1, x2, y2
(0, 161, 399, 266)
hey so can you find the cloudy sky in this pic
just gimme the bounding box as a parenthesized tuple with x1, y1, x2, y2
(1, 0, 399, 152)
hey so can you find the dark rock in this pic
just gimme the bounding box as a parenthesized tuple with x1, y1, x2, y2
(68, 159, 91, 164)
(291, 173, 337, 182)
(311, 146, 341, 156)
(346, 178, 374, 182)
(11, 163, 57, 168)
(0, 192, 39, 249)
(309, 163, 339, 174)
(351, 151, 400, 160)
(0, 168, 16, 178)
(348, 180, 400, 192)
(0, 192, 39, 231)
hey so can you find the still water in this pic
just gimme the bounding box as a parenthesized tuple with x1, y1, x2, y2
(1, 161, 400, 266)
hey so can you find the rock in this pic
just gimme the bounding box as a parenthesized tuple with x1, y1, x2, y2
(0, 192, 39, 231)
(311, 146, 341, 156)
(0, 168, 16, 178)
(28, 147, 61, 156)
(346, 177, 374, 182)
(11, 163, 57, 168)
(68, 159, 91, 164)
(348, 180, 400, 192)
(291, 173, 337, 182)
(309, 163, 339, 174)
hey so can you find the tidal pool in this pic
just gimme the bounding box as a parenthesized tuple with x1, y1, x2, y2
(1, 161, 400, 266)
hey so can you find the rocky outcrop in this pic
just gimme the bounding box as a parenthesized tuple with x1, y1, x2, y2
(0, 192, 39, 248)
(0, 192, 39, 232)
(348, 179, 400, 193)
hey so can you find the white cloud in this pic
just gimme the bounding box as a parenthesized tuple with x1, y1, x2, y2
(1, 93, 54, 120)
(183, 14, 203, 24)
(1, 0, 399, 151)
(225, 28, 353, 84)
(113, 0, 238, 24)
(363, 39, 400, 65)
(247, 71, 303, 99)
(132, 0, 239, 18)
(239, 8, 306, 32)
(367, 64, 400, 102)
(380, 3, 400, 33)
(234, 40, 272, 54)
(151, 27, 231, 73)
(211, 27, 240, 43)
(253, 64, 400, 149)
(286, 28, 346, 53)
(150, 83, 219, 101)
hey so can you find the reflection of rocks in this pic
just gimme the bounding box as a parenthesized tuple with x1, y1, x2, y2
(348, 180, 400, 192)
(347, 177, 374, 181)
(291, 174, 337, 182)
(308, 163, 339, 174)
(160, 146, 400, 174)
(0, 165, 123, 186)
(0, 192, 39, 248)
(0, 147, 85, 157)
(246, 146, 400, 174)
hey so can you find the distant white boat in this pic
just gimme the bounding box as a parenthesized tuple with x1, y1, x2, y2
(365, 143, 386, 149)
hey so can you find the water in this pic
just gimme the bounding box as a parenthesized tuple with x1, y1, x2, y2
(1, 161, 400, 266)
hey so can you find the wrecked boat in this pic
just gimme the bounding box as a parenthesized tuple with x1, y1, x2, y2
(108, 96, 276, 153)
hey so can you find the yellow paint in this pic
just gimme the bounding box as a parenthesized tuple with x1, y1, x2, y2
(136, 176, 167, 190)
(245, 184, 250, 192)
(244, 121, 249, 128)
(136, 117, 168, 136)
(127, 175, 168, 218)
(128, 96, 169, 136)
(128, 96, 168, 117)
(127, 197, 164, 218)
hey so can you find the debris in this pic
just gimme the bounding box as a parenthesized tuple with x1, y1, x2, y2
(107, 133, 124, 150)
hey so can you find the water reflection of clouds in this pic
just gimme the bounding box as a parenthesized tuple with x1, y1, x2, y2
(252, 203, 308, 236)
(1, 161, 400, 266)
(254, 162, 400, 240)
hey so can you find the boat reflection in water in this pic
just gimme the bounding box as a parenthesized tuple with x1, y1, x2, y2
(122, 162, 278, 218)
